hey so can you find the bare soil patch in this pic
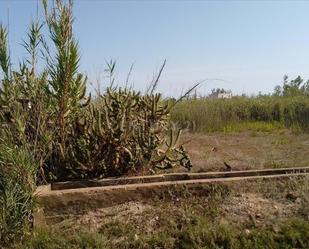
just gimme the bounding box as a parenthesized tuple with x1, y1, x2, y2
(179, 131, 309, 172)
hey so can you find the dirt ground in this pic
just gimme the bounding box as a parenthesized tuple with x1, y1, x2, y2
(33, 131, 309, 248)
(52, 194, 294, 230)
(179, 131, 309, 172)
(45, 176, 309, 238)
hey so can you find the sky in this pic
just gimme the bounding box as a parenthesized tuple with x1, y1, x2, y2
(1, 0, 309, 97)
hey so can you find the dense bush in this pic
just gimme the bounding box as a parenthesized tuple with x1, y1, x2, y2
(56, 88, 191, 180)
(0, 0, 191, 182)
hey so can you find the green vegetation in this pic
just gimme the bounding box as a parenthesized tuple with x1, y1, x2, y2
(0, 130, 37, 246)
(0, 0, 191, 182)
(171, 95, 309, 133)
(11, 218, 309, 249)
(1, 0, 309, 247)
(0, 0, 192, 245)
(171, 75, 309, 133)
(61, 87, 192, 180)
(273, 75, 309, 97)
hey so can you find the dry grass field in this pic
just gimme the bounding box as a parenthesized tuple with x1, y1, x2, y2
(179, 130, 309, 172)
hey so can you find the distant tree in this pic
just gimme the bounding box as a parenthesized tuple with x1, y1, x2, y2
(283, 75, 303, 96)
(209, 88, 228, 96)
(273, 85, 282, 96)
(241, 93, 247, 97)
(274, 75, 309, 97)
(301, 80, 309, 95)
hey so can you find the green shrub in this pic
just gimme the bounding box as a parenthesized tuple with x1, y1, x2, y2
(0, 130, 37, 247)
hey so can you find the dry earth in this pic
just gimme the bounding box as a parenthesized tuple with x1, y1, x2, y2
(52, 193, 296, 230)
(40, 175, 309, 236)
(179, 131, 309, 172)
(34, 131, 309, 247)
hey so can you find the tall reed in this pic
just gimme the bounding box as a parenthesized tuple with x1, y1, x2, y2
(171, 96, 309, 133)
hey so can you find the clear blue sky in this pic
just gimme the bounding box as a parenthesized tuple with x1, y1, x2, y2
(1, 0, 309, 97)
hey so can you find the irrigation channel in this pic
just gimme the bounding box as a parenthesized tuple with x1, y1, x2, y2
(50, 166, 309, 190)
(34, 166, 309, 225)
